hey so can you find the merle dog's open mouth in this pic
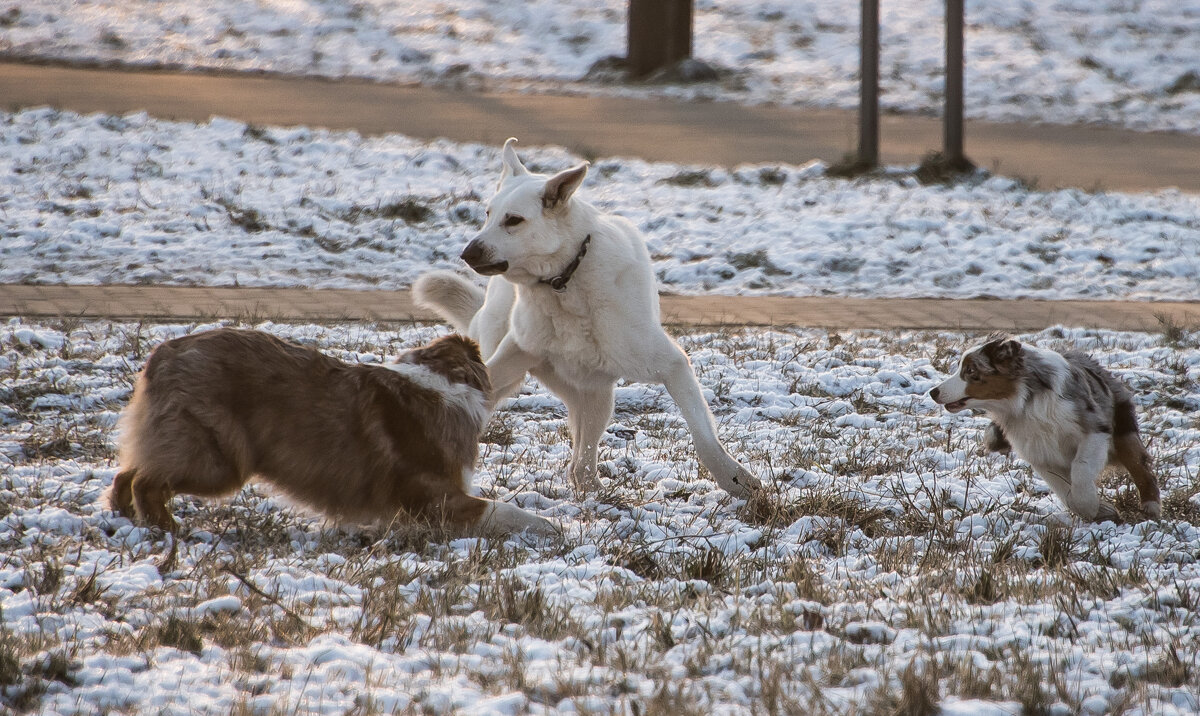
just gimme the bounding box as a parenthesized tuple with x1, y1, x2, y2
(943, 398, 970, 412)
(467, 260, 509, 276)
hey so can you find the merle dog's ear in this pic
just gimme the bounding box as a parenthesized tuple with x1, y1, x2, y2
(983, 336, 1022, 371)
(499, 137, 529, 186)
(542, 163, 589, 210)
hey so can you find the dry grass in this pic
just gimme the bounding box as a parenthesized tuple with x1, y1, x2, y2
(1, 320, 1198, 714)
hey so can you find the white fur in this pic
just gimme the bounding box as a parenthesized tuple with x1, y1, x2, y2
(416, 138, 760, 497)
(462, 468, 479, 496)
(479, 499, 556, 535)
(382, 359, 490, 428)
(932, 373, 969, 404)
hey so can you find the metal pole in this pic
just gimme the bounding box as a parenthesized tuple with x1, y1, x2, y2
(858, 0, 880, 168)
(944, 0, 965, 164)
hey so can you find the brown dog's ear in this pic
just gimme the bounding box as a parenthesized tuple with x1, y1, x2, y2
(542, 163, 588, 210)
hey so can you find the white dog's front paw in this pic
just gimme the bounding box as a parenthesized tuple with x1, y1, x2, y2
(569, 463, 602, 494)
(719, 467, 762, 498)
(480, 501, 558, 537)
(1044, 511, 1078, 528)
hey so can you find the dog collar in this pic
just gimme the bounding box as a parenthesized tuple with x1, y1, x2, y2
(538, 234, 591, 292)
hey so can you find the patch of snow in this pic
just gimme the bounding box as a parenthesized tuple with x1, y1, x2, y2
(1, 108, 1197, 301)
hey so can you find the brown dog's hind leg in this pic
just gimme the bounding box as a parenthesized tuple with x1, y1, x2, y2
(129, 412, 246, 531)
(131, 472, 179, 532)
(1115, 433, 1160, 518)
(109, 469, 137, 518)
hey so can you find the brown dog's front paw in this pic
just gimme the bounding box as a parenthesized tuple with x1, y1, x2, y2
(143, 507, 179, 533)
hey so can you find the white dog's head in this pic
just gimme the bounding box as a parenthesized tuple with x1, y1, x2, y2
(459, 138, 589, 284)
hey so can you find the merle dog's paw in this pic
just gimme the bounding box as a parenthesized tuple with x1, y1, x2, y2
(983, 422, 1011, 455)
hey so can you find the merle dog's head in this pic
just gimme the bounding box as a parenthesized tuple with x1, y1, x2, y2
(929, 335, 1024, 413)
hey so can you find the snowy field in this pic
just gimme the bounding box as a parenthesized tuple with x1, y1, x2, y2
(1, 318, 1199, 714)
(3, 107, 1199, 301)
(2, 0, 1200, 133)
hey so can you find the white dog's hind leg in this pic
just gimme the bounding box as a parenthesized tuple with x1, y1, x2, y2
(658, 346, 761, 497)
(1066, 434, 1117, 522)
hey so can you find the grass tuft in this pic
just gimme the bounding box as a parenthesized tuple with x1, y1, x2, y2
(155, 615, 204, 656)
(1036, 525, 1077, 569)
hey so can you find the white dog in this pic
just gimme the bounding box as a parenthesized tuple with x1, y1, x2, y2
(415, 139, 761, 498)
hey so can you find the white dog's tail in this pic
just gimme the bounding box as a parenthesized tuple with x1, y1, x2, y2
(413, 271, 486, 334)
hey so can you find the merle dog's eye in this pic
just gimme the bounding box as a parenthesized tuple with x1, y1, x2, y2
(503, 215, 525, 228)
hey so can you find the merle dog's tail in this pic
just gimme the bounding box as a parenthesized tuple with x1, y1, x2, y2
(413, 271, 485, 334)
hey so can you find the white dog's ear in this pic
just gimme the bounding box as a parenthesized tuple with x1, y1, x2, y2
(499, 137, 529, 185)
(542, 163, 589, 210)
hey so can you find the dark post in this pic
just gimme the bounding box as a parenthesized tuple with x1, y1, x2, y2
(944, 0, 966, 165)
(627, 0, 693, 77)
(858, 0, 880, 168)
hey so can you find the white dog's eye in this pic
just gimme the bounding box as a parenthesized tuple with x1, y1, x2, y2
(503, 214, 525, 228)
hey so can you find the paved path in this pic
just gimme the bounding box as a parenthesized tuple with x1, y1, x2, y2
(3, 284, 1197, 332)
(3, 61, 1197, 332)
(3, 60, 1199, 193)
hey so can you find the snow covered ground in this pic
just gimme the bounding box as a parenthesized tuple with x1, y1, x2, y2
(2, 0, 1200, 133)
(2, 318, 1199, 714)
(2, 108, 1199, 301)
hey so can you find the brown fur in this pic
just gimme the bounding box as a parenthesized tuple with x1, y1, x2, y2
(1114, 428, 1160, 510)
(962, 349, 1021, 402)
(111, 329, 496, 532)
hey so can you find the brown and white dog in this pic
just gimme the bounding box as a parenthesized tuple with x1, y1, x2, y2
(110, 328, 554, 536)
(930, 335, 1159, 522)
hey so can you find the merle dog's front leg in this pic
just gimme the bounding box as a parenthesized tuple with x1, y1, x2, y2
(984, 422, 1011, 455)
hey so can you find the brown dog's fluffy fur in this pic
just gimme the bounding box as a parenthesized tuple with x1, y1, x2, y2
(109, 329, 545, 534)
